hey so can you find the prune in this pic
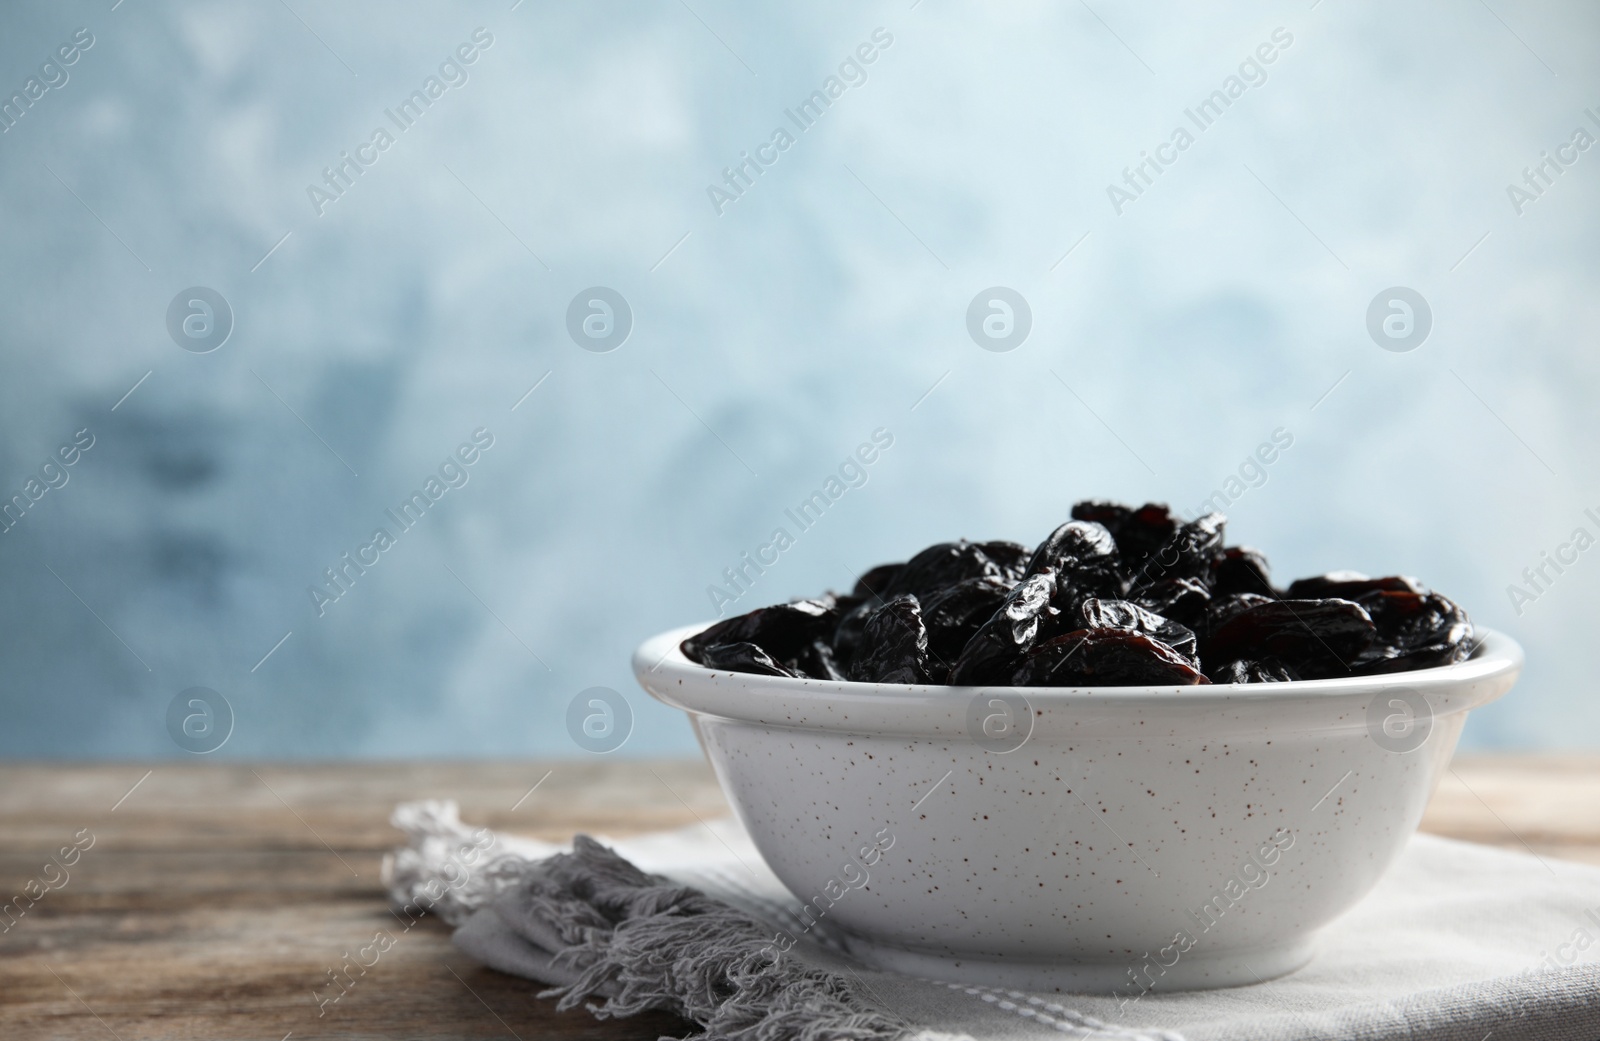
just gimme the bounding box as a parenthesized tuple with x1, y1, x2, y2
(681, 598, 839, 665)
(1198, 592, 1275, 656)
(1069, 500, 1131, 531)
(679, 500, 1476, 687)
(1130, 512, 1225, 589)
(787, 639, 846, 681)
(1053, 566, 1130, 618)
(847, 594, 932, 685)
(1207, 592, 1275, 630)
(1072, 501, 1177, 568)
(829, 593, 864, 618)
(1079, 598, 1199, 664)
(979, 540, 1031, 582)
(1352, 590, 1473, 674)
(697, 642, 800, 678)
(949, 572, 1058, 685)
(1284, 572, 1422, 599)
(1209, 657, 1299, 683)
(831, 598, 879, 667)
(1213, 547, 1275, 598)
(1022, 520, 1119, 579)
(885, 540, 1009, 599)
(1013, 629, 1208, 686)
(1207, 598, 1377, 679)
(1024, 520, 1127, 616)
(1130, 576, 1211, 630)
(852, 563, 903, 599)
(922, 576, 1015, 667)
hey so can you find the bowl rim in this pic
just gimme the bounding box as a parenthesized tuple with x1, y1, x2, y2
(633, 622, 1523, 718)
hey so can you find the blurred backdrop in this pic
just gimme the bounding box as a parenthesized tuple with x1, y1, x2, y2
(0, 0, 1596, 759)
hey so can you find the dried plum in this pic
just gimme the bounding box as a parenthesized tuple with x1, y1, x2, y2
(788, 639, 846, 681)
(1213, 547, 1274, 597)
(1198, 592, 1275, 655)
(831, 598, 879, 667)
(1024, 520, 1126, 615)
(1069, 500, 1132, 531)
(1130, 576, 1211, 630)
(829, 593, 864, 618)
(1207, 598, 1377, 679)
(1207, 592, 1274, 629)
(1053, 566, 1129, 617)
(1131, 512, 1225, 589)
(847, 594, 932, 685)
(885, 540, 1008, 599)
(1079, 598, 1199, 664)
(979, 540, 1031, 582)
(679, 500, 1475, 687)
(1209, 657, 1299, 683)
(697, 642, 800, 678)
(1352, 590, 1473, 674)
(1284, 572, 1422, 599)
(682, 598, 838, 665)
(852, 563, 903, 599)
(922, 576, 1015, 667)
(1022, 520, 1119, 579)
(949, 572, 1058, 685)
(1013, 629, 1208, 686)
(1072, 501, 1177, 568)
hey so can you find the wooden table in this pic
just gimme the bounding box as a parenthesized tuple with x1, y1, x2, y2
(2, 757, 1595, 1040)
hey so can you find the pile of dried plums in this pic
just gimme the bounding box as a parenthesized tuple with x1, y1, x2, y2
(679, 501, 1475, 686)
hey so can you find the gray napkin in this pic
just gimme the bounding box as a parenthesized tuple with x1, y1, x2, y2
(384, 800, 1600, 1041)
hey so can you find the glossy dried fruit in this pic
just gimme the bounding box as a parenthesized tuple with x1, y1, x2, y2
(1284, 572, 1422, 599)
(852, 563, 903, 599)
(978, 540, 1031, 582)
(1206, 598, 1377, 680)
(1209, 657, 1299, 683)
(1352, 590, 1473, 674)
(1131, 512, 1225, 589)
(1022, 520, 1119, 579)
(681, 599, 838, 665)
(847, 594, 932, 685)
(1199, 592, 1275, 657)
(680, 500, 1474, 686)
(1072, 501, 1177, 568)
(831, 597, 879, 668)
(949, 572, 1058, 685)
(1013, 629, 1208, 686)
(922, 576, 1015, 668)
(1079, 598, 1199, 665)
(1130, 576, 1211, 630)
(1213, 547, 1274, 598)
(829, 593, 864, 619)
(1055, 567, 1129, 617)
(887, 541, 1007, 599)
(696, 641, 799, 677)
(1207, 592, 1275, 629)
(788, 639, 846, 681)
(1024, 520, 1126, 616)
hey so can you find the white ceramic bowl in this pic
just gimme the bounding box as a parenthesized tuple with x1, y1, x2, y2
(633, 626, 1522, 993)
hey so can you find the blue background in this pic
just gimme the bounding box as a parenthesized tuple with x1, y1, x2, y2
(0, 0, 1595, 758)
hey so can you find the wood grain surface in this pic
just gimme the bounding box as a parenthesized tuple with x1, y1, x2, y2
(0, 757, 1593, 1040)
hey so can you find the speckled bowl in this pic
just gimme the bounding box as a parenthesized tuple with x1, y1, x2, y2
(632, 625, 1522, 993)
